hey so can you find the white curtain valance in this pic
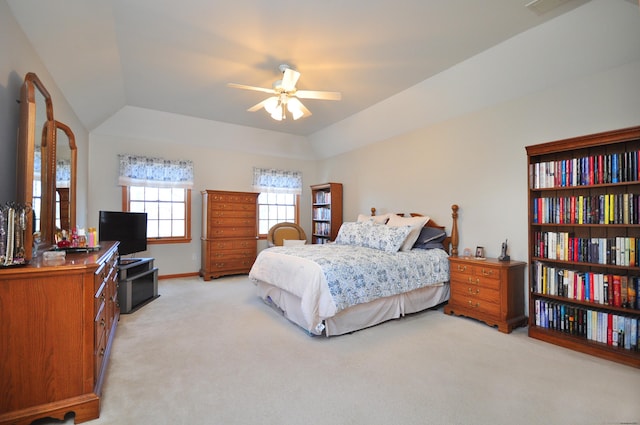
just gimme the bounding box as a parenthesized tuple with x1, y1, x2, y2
(118, 154, 194, 188)
(252, 167, 302, 195)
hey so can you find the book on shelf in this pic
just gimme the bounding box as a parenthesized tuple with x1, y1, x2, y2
(534, 298, 639, 351)
(530, 150, 640, 189)
(532, 193, 640, 225)
(313, 191, 331, 204)
(532, 261, 640, 309)
(532, 231, 640, 267)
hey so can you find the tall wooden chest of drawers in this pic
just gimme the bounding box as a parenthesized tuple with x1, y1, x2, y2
(0, 241, 119, 424)
(200, 190, 259, 280)
(445, 257, 527, 333)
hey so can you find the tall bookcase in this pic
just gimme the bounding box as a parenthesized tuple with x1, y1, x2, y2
(311, 182, 343, 244)
(526, 126, 640, 368)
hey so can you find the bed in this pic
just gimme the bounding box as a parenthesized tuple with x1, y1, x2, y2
(249, 205, 459, 336)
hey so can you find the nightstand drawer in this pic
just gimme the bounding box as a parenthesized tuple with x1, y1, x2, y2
(450, 272, 500, 290)
(451, 282, 500, 305)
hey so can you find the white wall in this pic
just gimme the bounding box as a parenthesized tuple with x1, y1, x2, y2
(320, 60, 640, 260)
(89, 111, 318, 276)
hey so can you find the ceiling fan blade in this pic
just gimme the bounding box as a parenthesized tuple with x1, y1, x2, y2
(227, 83, 276, 95)
(298, 101, 312, 118)
(247, 98, 272, 112)
(281, 68, 301, 92)
(295, 90, 342, 101)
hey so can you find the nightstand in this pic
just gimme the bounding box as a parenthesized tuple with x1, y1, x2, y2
(445, 257, 527, 333)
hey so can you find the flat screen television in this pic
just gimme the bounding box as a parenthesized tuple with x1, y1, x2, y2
(99, 211, 147, 256)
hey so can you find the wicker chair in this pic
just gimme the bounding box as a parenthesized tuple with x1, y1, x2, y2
(267, 222, 307, 247)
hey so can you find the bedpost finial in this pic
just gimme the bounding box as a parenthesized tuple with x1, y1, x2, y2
(371, 207, 376, 216)
(450, 204, 459, 257)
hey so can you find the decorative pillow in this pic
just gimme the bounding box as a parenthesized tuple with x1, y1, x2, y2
(335, 222, 411, 252)
(336, 222, 366, 246)
(386, 214, 430, 252)
(357, 213, 392, 225)
(283, 239, 306, 247)
(412, 226, 446, 250)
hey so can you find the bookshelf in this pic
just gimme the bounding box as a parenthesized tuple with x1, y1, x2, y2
(526, 126, 640, 368)
(310, 182, 343, 244)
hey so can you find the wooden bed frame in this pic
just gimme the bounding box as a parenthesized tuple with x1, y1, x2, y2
(254, 204, 460, 336)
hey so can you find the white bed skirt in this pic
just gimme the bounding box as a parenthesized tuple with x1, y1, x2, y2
(256, 280, 450, 336)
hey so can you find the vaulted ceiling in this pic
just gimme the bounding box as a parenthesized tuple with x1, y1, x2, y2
(7, 0, 594, 140)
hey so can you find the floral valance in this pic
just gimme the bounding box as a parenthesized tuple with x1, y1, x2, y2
(56, 159, 71, 188)
(118, 154, 194, 188)
(252, 167, 302, 195)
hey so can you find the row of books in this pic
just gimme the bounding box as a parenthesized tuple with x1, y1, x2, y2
(532, 193, 640, 224)
(534, 300, 639, 351)
(313, 191, 331, 204)
(530, 150, 640, 189)
(532, 261, 639, 309)
(313, 222, 331, 236)
(533, 231, 639, 266)
(313, 207, 332, 220)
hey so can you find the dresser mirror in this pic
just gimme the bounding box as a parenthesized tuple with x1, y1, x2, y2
(16, 72, 55, 260)
(54, 121, 77, 235)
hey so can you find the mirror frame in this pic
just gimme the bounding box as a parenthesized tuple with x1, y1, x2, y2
(17, 72, 54, 260)
(54, 120, 77, 235)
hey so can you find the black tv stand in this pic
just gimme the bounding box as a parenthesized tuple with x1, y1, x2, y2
(118, 257, 159, 314)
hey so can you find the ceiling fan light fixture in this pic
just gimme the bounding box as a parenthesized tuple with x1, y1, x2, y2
(263, 97, 279, 114)
(270, 104, 284, 121)
(287, 98, 304, 120)
(289, 108, 304, 120)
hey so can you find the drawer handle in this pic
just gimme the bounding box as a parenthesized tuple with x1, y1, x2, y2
(456, 265, 467, 272)
(467, 277, 480, 285)
(99, 348, 105, 357)
(100, 318, 106, 327)
(468, 300, 480, 308)
(481, 269, 494, 276)
(468, 287, 479, 295)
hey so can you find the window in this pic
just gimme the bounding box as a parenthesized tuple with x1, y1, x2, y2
(118, 154, 194, 244)
(257, 192, 299, 235)
(123, 186, 191, 243)
(252, 167, 302, 236)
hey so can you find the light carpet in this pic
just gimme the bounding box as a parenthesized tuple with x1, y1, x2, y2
(37, 276, 639, 425)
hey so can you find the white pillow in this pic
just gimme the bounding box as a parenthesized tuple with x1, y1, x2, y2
(283, 239, 306, 247)
(357, 213, 392, 224)
(386, 215, 430, 251)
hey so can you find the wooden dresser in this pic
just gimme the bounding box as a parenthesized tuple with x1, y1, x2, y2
(0, 241, 119, 425)
(200, 190, 259, 280)
(445, 257, 527, 333)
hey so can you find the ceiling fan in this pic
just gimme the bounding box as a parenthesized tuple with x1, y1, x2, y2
(228, 64, 341, 121)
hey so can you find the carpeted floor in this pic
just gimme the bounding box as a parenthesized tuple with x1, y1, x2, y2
(37, 276, 639, 425)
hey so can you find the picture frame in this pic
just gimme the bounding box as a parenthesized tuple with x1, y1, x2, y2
(475, 246, 485, 258)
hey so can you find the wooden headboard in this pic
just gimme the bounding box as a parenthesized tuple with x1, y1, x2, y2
(371, 205, 459, 256)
